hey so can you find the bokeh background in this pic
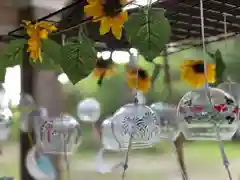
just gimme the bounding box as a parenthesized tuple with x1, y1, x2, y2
(1, 37, 240, 180)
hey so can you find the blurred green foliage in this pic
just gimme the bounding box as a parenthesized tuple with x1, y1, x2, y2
(9, 37, 240, 153)
(65, 37, 240, 114)
(56, 37, 240, 151)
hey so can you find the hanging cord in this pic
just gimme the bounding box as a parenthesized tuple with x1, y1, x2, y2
(200, 1, 232, 179)
(64, 133, 70, 180)
(199, 0, 209, 91)
(121, 51, 140, 180)
(165, 122, 188, 180)
(223, 13, 227, 49)
(223, 14, 234, 101)
(60, 114, 70, 180)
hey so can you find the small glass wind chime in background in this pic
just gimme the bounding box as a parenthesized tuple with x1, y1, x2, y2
(17, 93, 83, 180)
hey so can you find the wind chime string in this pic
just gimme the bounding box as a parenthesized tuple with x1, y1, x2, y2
(218, 13, 233, 180)
(121, 51, 140, 180)
(223, 14, 233, 97)
(166, 125, 188, 180)
(199, 1, 232, 179)
(60, 114, 70, 180)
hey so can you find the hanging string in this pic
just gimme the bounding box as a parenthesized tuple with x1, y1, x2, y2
(223, 13, 233, 98)
(121, 51, 140, 180)
(200, 1, 233, 179)
(221, 13, 233, 180)
(166, 123, 188, 180)
(215, 125, 233, 180)
(223, 13, 227, 47)
(199, 0, 209, 89)
(60, 114, 70, 180)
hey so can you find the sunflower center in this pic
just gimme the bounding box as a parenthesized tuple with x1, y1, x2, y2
(138, 69, 148, 79)
(96, 59, 110, 68)
(192, 63, 204, 73)
(103, 0, 122, 17)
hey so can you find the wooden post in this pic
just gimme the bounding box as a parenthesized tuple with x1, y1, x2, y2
(20, 47, 35, 180)
(17, 2, 35, 180)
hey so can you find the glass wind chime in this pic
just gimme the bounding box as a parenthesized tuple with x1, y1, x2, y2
(17, 94, 82, 180)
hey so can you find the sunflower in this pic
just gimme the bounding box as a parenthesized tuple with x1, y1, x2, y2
(84, 0, 128, 40)
(127, 67, 151, 93)
(23, 20, 57, 62)
(92, 59, 117, 85)
(180, 60, 216, 88)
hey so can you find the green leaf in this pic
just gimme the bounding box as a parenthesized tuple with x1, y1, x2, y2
(60, 35, 97, 84)
(0, 39, 26, 82)
(30, 39, 62, 71)
(0, 60, 6, 82)
(214, 49, 226, 85)
(3, 38, 26, 67)
(125, 8, 171, 61)
(29, 53, 61, 71)
(42, 39, 61, 62)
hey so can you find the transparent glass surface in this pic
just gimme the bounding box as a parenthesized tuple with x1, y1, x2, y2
(0, 108, 12, 141)
(77, 98, 101, 122)
(102, 117, 121, 151)
(218, 82, 240, 107)
(35, 114, 82, 154)
(150, 102, 180, 141)
(177, 87, 239, 140)
(26, 146, 55, 180)
(111, 103, 161, 150)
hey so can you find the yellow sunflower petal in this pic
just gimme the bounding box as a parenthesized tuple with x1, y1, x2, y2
(22, 20, 32, 27)
(206, 64, 216, 83)
(180, 66, 193, 81)
(111, 25, 122, 40)
(100, 17, 111, 35)
(92, 68, 106, 78)
(87, 0, 99, 4)
(127, 76, 151, 93)
(26, 28, 34, 36)
(112, 11, 128, 27)
(84, 3, 103, 18)
(49, 25, 57, 31)
(138, 78, 151, 93)
(196, 74, 206, 88)
(37, 21, 51, 27)
(39, 29, 49, 39)
(110, 11, 128, 39)
(127, 76, 137, 89)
